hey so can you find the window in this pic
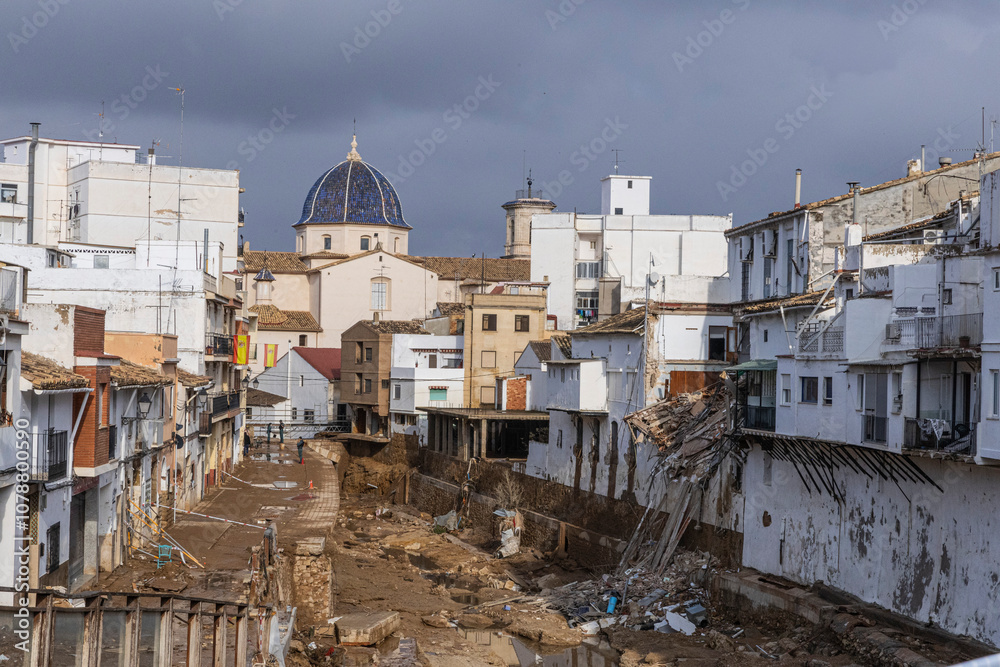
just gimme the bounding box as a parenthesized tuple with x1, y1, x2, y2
(480, 385, 496, 405)
(614, 207, 623, 215)
(323, 235, 331, 250)
(763, 257, 773, 298)
(994, 269, 1000, 291)
(291, 407, 297, 420)
(576, 262, 601, 279)
(786, 238, 794, 292)
(299, 335, 307, 346)
(394, 237, 400, 253)
(94, 254, 109, 269)
(355, 373, 362, 393)
(823, 377, 833, 405)
(576, 291, 599, 309)
(800, 376, 818, 404)
(708, 326, 727, 361)
(98, 383, 107, 426)
(589, 240, 597, 250)
(846, 288, 855, 300)
(393, 384, 401, 400)
(356, 342, 364, 362)
(429, 388, 447, 401)
(381, 379, 390, 389)
(741, 262, 751, 301)
(627, 180, 633, 189)
(856, 374, 865, 411)
(0, 184, 16, 203)
(304, 409, 314, 422)
(371, 279, 388, 310)
(364, 378, 372, 394)
(428, 354, 437, 369)
(46, 522, 60, 574)
(481, 313, 497, 331)
(299, 375, 304, 387)
(608, 371, 622, 400)
(361, 236, 371, 251)
(763, 329, 768, 343)
(514, 315, 530, 332)
(780, 374, 791, 405)
(892, 372, 903, 413)
(556, 429, 563, 448)
(246, 407, 253, 418)
(365, 347, 373, 362)
(993, 370, 1000, 417)
(481, 350, 496, 367)
(942, 288, 953, 305)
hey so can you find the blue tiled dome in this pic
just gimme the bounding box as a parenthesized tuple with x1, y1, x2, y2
(295, 137, 410, 229)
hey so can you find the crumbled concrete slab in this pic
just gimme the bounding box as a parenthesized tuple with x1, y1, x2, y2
(335, 610, 401, 646)
(296, 536, 325, 556)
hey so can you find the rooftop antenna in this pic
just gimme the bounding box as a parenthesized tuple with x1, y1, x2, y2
(99, 101, 105, 160)
(612, 149, 624, 174)
(522, 150, 526, 190)
(526, 169, 533, 198)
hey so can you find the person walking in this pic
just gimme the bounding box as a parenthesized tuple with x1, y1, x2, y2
(243, 430, 251, 457)
(279, 420, 285, 444)
(266, 422, 272, 443)
(297, 437, 305, 464)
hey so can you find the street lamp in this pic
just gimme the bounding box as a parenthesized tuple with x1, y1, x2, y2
(137, 391, 152, 418)
(197, 387, 208, 410)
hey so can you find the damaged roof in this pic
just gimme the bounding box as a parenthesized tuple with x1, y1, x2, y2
(739, 290, 833, 315)
(177, 368, 212, 388)
(435, 302, 466, 317)
(111, 359, 171, 388)
(246, 388, 285, 407)
(416, 256, 531, 282)
(552, 335, 572, 359)
(572, 308, 646, 336)
(21, 351, 89, 390)
(365, 320, 428, 334)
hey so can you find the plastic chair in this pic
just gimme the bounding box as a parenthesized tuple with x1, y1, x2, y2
(156, 544, 172, 569)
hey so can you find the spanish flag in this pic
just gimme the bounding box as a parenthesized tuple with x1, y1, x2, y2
(264, 344, 278, 368)
(233, 335, 249, 365)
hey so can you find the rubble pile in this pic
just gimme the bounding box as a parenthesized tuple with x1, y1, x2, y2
(530, 550, 715, 637)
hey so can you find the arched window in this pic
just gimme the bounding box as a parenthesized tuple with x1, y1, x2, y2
(371, 277, 390, 310)
(295, 235, 303, 253)
(322, 235, 331, 250)
(393, 237, 400, 253)
(360, 236, 371, 251)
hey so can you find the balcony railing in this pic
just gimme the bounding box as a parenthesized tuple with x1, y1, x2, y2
(863, 414, 887, 444)
(205, 333, 234, 358)
(904, 417, 977, 456)
(798, 326, 844, 355)
(211, 391, 241, 417)
(741, 405, 775, 431)
(27, 429, 68, 482)
(885, 313, 983, 349)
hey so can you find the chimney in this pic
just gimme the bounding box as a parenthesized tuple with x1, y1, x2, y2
(794, 169, 802, 208)
(907, 159, 921, 176)
(939, 157, 952, 168)
(851, 183, 860, 227)
(27, 122, 39, 245)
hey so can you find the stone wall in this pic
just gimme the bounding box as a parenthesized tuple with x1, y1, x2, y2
(291, 537, 332, 628)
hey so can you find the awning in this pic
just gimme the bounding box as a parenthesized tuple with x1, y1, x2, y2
(727, 359, 777, 372)
(839, 358, 911, 368)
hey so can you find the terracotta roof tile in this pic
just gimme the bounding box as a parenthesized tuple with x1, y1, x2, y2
(572, 308, 646, 336)
(246, 388, 285, 407)
(21, 352, 89, 390)
(435, 302, 465, 317)
(293, 347, 341, 381)
(552, 335, 572, 359)
(111, 359, 171, 388)
(249, 305, 321, 332)
(366, 320, 428, 334)
(177, 368, 212, 388)
(739, 290, 832, 315)
(243, 250, 309, 274)
(528, 340, 552, 362)
(416, 256, 531, 282)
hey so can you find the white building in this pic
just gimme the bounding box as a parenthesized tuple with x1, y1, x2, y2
(530, 174, 730, 330)
(0, 124, 241, 272)
(248, 346, 342, 437)
(389, 333, 464, 440)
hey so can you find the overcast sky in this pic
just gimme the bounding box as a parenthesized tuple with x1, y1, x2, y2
(2, 1, 999, 257)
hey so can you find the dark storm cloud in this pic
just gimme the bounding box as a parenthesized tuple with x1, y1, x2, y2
(2, 1, 1000, 255)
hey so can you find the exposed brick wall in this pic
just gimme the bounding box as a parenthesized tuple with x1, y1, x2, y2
(73, 307, 107, 355)
(505, 377, 527, 411)
(72, 365, 110, 470)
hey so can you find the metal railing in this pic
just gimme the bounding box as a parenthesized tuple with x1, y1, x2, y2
(798, 326, 844, 355)
(27, 429, 68, 482)
(210, 391, 241, 417)
(741, 405, 775, 431)
(886, 313, 983, 348)
(863, 414, 887, 443)
(904, 417, 977, 456)
(205, 333, 234, 358)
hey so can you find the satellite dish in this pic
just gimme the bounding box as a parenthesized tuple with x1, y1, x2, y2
(648, 272, 660, 285)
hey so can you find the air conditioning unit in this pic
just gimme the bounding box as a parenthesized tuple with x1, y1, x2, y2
(885, 322, 901, 341)
(923, 229, 943, 244)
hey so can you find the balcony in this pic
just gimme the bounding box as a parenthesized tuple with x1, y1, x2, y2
(885, 313, 983, 349)
(210, 391, 241, 417)
(742, 405, 775, 430)
(28, 429, 69, 482)
(904, 417, 976, 456)
(798, 326, 844, 356)
(205, 333, 234, 358)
